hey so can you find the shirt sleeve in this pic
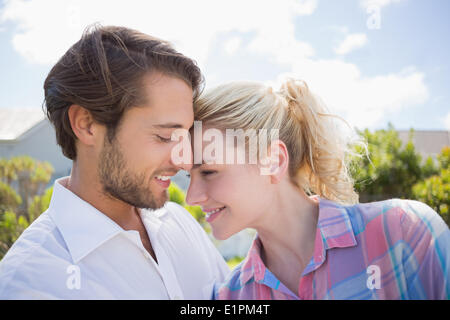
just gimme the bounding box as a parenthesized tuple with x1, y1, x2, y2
(400, 200, 450, 299)
(0, 242, 64, 300)
(0, 282, 59, 300)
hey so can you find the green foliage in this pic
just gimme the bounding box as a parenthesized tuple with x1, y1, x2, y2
(226, 256, 245, 270)
(28, 186, 53, 222)
(8, 156, 53, 218)
(437, 146, 450, 169)
(351, 125, 433, 201)
(412, 147, 450, 225)
(421, 156, 439, 178)
(350, 126, 449, 226)
(0, 181, 22, 211)
(0, 156, 54, 260)
(167, 183, 186, 206)
(0, 211, 29, 257)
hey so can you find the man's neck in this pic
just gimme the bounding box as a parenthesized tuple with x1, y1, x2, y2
(65, 162, 139, 229)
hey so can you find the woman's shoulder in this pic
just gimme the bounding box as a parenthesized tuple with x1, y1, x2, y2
(389, 199, 448, 237)
(342, 198, 448, 239)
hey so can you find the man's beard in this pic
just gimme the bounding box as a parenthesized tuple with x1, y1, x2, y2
(98, 135, 168, 210)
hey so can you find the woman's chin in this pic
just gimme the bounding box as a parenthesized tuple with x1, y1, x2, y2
(212, 228, 240, 241)
(212, 229, 232, 241)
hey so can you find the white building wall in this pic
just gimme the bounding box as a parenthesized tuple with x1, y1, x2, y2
(0, 119, 72, 180)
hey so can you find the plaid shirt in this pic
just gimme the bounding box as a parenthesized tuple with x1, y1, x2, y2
(214, 197, 450, 300)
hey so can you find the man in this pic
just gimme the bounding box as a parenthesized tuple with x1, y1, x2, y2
(0, 25, 230, 299)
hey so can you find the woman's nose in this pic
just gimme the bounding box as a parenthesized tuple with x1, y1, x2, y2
(186, 178, 208, 206)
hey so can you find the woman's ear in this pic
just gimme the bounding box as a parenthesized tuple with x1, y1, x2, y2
(67, 104, 98, 147)
(259, 139, 289, 183)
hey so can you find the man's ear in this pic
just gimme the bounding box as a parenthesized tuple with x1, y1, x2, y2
(267, 139, 289, 184)
(67, 104, 97, 147)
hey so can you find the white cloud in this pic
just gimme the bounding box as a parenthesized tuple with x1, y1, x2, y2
(0, 0, 428, 129)
(267, 61, 428, 129)
(0, 0, 318, 69)
(291, 0, 318, 15)
(328, 25, 349, 34)
(224, 37, 242, 56)
(334, 33, 368, 55)
(445, 112, 450, 130)
(360, 0, 406, 10)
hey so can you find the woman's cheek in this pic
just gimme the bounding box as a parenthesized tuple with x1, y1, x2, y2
(208, 179, 222, 197)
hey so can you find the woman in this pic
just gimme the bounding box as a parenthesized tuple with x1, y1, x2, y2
(185, 79, 450, 300)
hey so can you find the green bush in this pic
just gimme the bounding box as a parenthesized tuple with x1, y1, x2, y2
(226, 256, 245, 270)
(412, 147, 450, 225)
(0, 156, 54, 260)
(350, 126, 449, 226)
(28, 186, 53, 222)
(0, 180, 22, 212)
(0, 211, 29, 257)
(351, 125, 427, 201)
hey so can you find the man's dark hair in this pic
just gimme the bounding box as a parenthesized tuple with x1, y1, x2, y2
(43, 24, 203, 160)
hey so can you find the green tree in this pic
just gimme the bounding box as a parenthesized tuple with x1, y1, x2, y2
(28, 186, 54, 222)
(351, 124, 436, 202)
(0, 210, 29, 257)
(412, 147, 450, 225)
(0, 156, 54, 259)
(9, 156, 53, 220)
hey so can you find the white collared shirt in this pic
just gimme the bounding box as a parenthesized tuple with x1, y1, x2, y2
(0, 177, 230, 299)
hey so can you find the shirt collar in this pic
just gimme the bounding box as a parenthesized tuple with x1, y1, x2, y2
(47, 176, 167, 263)
(239, 196, 357, 285)
(240, 236, 266, 285)
(303, 196, 357, 275)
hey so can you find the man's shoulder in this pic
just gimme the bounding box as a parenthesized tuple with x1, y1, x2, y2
(0, 210, 72, 296)
(1, 210, 63, 260)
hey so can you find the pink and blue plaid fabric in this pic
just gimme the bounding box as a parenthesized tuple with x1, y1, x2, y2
(215, 197, 450, 300)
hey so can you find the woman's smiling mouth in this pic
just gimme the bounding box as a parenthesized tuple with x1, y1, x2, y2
(204, 206, 226, 223)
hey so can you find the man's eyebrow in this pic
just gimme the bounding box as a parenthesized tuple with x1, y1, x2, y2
(152, 123, 184, 129)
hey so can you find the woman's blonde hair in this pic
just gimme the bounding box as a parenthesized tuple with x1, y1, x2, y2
(194, 79, 366, 205)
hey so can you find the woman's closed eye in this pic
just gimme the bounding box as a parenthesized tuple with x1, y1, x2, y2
(156, 135, 172, 143)
(186, 170, 216, 178)
(200, 170, 216, 176)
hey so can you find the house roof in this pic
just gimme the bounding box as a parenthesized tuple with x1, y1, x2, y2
(0, 108, 47, 141)
(397, 130, 450, 158)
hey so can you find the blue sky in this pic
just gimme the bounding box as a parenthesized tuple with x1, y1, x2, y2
(0, 0, 449, 130)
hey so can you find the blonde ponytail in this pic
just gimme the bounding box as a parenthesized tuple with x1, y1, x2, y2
(194, 79, 366, 205)
(278, 79, 359, 205)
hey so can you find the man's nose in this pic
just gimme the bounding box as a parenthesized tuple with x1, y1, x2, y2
(178, 161, 193, 172)
(186, 178, 208, 206)
(170, 138, 193, 172)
